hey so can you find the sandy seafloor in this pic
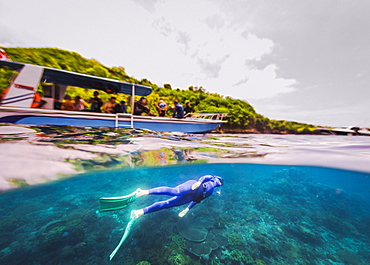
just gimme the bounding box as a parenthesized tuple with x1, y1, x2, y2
(0, 124, 369, 265)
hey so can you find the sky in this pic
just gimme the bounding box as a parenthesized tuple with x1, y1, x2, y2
(1, 0, 369, 127)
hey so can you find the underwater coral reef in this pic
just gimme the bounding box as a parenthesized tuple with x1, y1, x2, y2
(0, 163, 369, 264)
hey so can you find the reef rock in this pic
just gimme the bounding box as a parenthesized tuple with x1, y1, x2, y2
(186, 233, 218, 259)
(213, 233, 229, 247)
(186, 241, 214, 259)
(177, 217, 208, 242)
(185, 232, 228, 260)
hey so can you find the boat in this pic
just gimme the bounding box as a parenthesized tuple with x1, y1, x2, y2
(319, 126, 370, 136)
(0, 50, 227, 133)
(358, 127, 370, 136)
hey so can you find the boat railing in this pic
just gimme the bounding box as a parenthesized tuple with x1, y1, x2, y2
(184, 113, 228, 121)
(1, 106, 227, 121)
(0, 106, 227, 130)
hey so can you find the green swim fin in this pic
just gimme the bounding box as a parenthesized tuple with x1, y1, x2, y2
(99, 188, 141, 213)
(109, 211, 137, 260)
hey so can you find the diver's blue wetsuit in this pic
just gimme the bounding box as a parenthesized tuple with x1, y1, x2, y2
(143, 175, 222, 214)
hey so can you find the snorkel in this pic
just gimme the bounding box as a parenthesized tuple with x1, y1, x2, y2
(214, 176, 224, 186)
(214, 176, 223, 195)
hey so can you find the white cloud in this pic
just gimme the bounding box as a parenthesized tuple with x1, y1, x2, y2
(139, 1, 288, 98)
(204, 14, 225, 31)
(152, 16, 173, 37)
(197, 54, 230, 79)
(132, 0, 161, 13)
(237, 64, 296, 99)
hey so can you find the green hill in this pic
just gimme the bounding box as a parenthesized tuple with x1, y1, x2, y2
(0, 47, 317, 134)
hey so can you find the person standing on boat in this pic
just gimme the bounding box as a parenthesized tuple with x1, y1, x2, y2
(134, 97, 154, 116)
(114, 100, 127, 113)
(73, 95, 89, 110)
(88, 91, 103, 112)
(61, 95, 76, 111)
(155, 98, 167, 117)
(102, 97, 117, 113)
(184, 102, 194, 116)
(172, 100, 184, 119)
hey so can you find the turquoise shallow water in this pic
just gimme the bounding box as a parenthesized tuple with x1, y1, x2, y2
(0, 163, 369, 264)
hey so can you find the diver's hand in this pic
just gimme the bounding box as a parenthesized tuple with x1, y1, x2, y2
(191, 181, 201, 190)
(178, 208, 189, 218)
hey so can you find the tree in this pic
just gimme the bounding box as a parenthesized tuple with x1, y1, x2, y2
(163, 83, 172, 90)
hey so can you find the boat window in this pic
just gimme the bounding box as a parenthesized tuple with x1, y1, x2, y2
(42, 84, 53, 98)
(54, 84, 61, 100)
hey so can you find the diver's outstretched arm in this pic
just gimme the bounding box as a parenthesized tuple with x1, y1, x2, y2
(178, 208, 189, 217)
(178, 201, 196, 217)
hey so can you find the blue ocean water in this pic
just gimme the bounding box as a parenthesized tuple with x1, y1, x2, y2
(0, 163, 369, 264)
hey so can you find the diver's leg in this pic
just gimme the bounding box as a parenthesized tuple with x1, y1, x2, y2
(137, 189, 149, 197)
(143, 194, 193, 214)
(131, 195, 193, 219)
(133, 180, 196, 199)
(131, 180, 195, 219)
(148, 180, 196, 196)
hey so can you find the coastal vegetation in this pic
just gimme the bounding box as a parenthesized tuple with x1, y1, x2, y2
(0, 47, 317, 134)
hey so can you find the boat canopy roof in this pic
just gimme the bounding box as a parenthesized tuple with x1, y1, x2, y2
(0, 60, 152, 96)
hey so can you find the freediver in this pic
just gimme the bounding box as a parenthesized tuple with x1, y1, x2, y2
(99, 175, 224, 260)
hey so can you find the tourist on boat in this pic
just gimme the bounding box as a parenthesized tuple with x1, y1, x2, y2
(114, 100, 127, 113)
(31, 92, 47, 108)
(73, 95, 89, 111)
(88, 91, 103, 112)
(155, 98, 167, 117)
(184, 102, 194, 116)
(172, 100, 184, 118)
(102, 97, 117, 114)
(61, 95, 76, 111)
(134, 97, 154, 116)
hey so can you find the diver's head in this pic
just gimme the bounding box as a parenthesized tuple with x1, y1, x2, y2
(214, 176, 224, 186)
